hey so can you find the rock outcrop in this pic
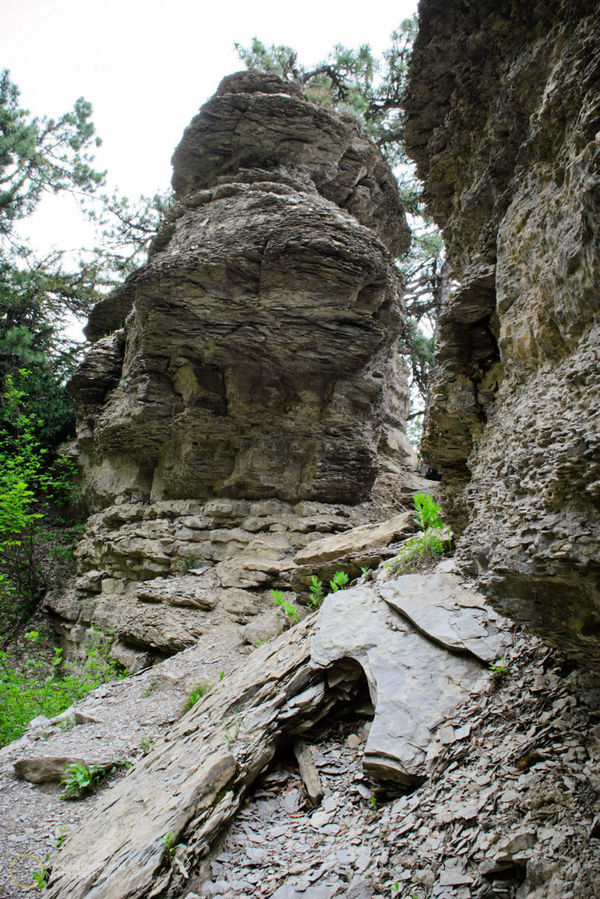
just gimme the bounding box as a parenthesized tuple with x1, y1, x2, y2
(405, 0, 600, 665)
(72, 70, 410, 510)
(47, 72, 421, 663)
(45, 570, 513, 898)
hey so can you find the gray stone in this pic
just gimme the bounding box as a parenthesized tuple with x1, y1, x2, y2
(13, 757, 107, 784)
(312, 583, 495, 785)
(377, 572, 513, 664)
(46, 573, 514, 897)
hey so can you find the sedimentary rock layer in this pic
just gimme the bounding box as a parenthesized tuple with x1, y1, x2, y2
(405, 0, 600, 664)
(49, 72, 418, 661)
(71, 71, 410, 511)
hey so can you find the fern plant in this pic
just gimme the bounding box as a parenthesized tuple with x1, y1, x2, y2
(308, 575, 325, 608)
(329, 570, 349, 592)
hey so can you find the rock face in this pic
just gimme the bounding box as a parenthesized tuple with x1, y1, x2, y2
(405, 0, 600, 665)
(50, 500, 420, 670)
(72, 70, 410, 510)
(48, 72, 419, 662)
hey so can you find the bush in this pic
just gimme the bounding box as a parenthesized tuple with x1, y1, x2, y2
(0, 627, 126, 746)
(0, 370, 80, 630)
(388, 527, 451, 574)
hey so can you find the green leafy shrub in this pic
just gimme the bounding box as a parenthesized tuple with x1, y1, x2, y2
(60, 759, 130, 800)
(183, 682, 210, 713)
(0, 370, 81, 629)
(270, 588, 299, 622)
(389, 528, 450, 574)
(60, 762, 104, 800)
(387, 492, 452, 575)
(412, 491, 443, 530)
(0, 627, 126, 746)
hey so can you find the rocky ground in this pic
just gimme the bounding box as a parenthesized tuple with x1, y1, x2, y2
(0, 624, 251, 898)
(190, 635, 600, 899)
(2, 562, 599, 898)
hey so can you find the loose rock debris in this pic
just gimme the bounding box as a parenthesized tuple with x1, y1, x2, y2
(195, 638, 600, 899)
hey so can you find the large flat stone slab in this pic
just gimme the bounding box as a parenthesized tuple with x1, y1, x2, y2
(46, 572, 513, 897)
(376, 572, 512, 665)
(312, 583, 493, 784)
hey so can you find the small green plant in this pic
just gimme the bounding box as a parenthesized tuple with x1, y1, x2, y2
(53, 827, 67, 848)
(219, 671, 226, 680)
(370, 795, 377, 810)
(178, 554, 199, 572)
(221, 711, 242, 746)
(57, 714, 76, 733)
(24, 629, 43, 644)
(60, 762, 104, 800)
(490, 657, 508, 675)
(183, 682, 210, 712)
(386, 493, 452, 575)
(360, 566, 370, 576)
(162, 831, 183, 864)
(140, 736, 154, 755)
(412, 491, 444, 531)
(388, 528, 451, 574)
(270, 588, 299, 622)
(32, 854, 50, 890)
(60, 760, 130, 800)
(308, 575, 325, 608)
(141, 678, 158, 698)
(329, 570, 349, 593)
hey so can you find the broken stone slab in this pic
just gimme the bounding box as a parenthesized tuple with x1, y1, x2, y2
(312, 584, 492, 785)
(14, 757, 113, 784)
(46, 617, 325, 898)
(50, 707, 103, 728)
(293, 739, 324, 806)
(292, 512, 413, 593)
(46, 573, 512, 898)
(377, 572, 514, 665)
(135, 574, 219, 610)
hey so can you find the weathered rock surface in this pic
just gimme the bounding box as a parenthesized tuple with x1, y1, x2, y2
(46, 571, 513, 897)
(46, 499, 425, 670)
(4, 573, 599, 899)
(291, 511, 414, 591)
(49, 71, 425, 661)
(405, 0, 600, 665)
(73, 71, 410, 511)
(312, 577, 512, 784)
(13, 757, 112, 784)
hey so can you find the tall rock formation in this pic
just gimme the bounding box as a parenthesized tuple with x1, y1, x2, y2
(405, 0, 600, 665)
(47, 72, 415, 668)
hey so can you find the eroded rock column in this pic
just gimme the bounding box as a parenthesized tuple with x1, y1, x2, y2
(48, 72, 414, 666)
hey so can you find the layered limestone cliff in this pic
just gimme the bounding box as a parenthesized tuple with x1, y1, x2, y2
(48, 72, 419, 668)
(405, 0, 600, 664)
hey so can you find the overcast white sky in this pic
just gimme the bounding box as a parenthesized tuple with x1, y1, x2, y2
(2, 0, 418, 254)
